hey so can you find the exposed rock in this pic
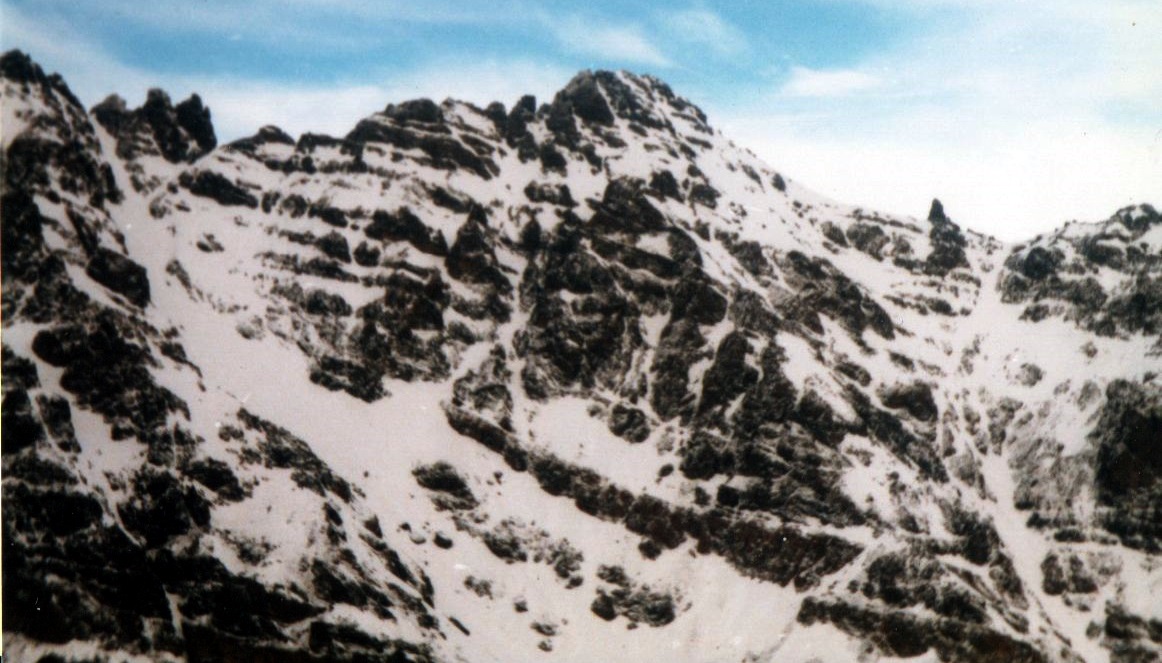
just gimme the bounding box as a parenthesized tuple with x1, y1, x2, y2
(821, 221, 848, 247)
(554, 72, 616, 126)
(799, 598, 1048, 663)
(591, 565, 678, 627)
(227, 125, 295, 153)
(3, 51, 1158, 663)
(1092, 379, 1162, 550)
(880, 382, 938, 423)
(303, 289, 352, 317)
(524, 181, 576, 207)
(698, 331, 758, 419)
(2, 387, 43, 455)
(589, 177, 669, 234)
(315, 231, 352, 263)
(846, 223, 888, 259)
(413, 462, 478, 511)
(1017, 247, 1061, 281)
(780, 251, 895, 341)
(648, 169, 682, 201)
(237, 409, 353, 501)
(1040, 552, 1098, 595)
(384, 98, 443, 125)
(353, 241, 381, 267)
(183, 458, 247, 501)
(179, 170, 258, 208)
(650, 319, 706, 421)
(347, 114, 498, 179)
(671, 273, 727, 325)
(365, 207, 448, 256)
(85, 247, 150, 307)
(174, 94, 217, 155)
(925, 199, 969, 276)
(1103, 605, 1162, 663)
(608, 403, 651, 443)
(118, 468, 212, 547)
(93, 88, 216, 164)
(446, 207, 512, 291)
(689, 182, 720, 208)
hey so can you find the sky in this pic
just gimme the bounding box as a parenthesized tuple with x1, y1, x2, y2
(2, 0, 1160, 240)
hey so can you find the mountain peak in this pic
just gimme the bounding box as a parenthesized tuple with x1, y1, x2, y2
(1, 48, 86, 112)
(553, 71, 617, 126)
(0, 49, 40, 84)
(552, 69, 711, 135)
(928, 197, 947, 222)
(383, 97, 444, 125)
(3, 48, 1161, 663)
(227, 124, 296, 152)
(91, 85, 217, 169)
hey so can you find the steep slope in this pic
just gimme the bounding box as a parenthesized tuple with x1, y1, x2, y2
(2, 50, 1160, 663)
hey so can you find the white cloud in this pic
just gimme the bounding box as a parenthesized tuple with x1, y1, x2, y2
(1, 8, 163, 110)
(191, 59, 573, 140)
(660, 8, 748, 57)
(717, 0, 1162, 240)
(719, 113, 1161, 241)
(192, 59, 572, 140)
(191, 84, 390, 141)
(3, 1, 519, 51)
(0, 4, 571, 141)
(548, 16, 671, 68)
(5, 0, 1158, 241)
(780, 67, 881, 97)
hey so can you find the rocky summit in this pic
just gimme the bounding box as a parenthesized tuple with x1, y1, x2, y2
(2, 49, 1160, 663)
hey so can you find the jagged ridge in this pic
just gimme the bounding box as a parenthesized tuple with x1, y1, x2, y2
(2, 49, 1161, 663)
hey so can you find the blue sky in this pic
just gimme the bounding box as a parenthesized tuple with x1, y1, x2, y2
(3, 0, 1160, 239)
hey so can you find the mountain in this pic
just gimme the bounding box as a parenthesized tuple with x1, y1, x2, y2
(2, 49, 1160, 663)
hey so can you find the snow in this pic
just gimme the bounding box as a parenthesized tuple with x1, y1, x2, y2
(529, 397, 681, 500)
(635, 232, 671, 256)
(977, 449, 1111, 663)
(839, 434, 906, 524)
(116, 93, 1155, 660)
(6, 63, 1161, 663)
(776, 332, 857, 421)
(1, 81, 42, 148)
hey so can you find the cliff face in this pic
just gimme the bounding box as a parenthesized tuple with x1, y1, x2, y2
(2, 50, 1160, 663)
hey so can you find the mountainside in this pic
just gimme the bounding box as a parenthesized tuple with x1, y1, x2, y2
(2, 49, 1160, 663)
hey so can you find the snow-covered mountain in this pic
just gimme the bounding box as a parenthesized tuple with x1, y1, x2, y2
(2, 49, 1160, 663)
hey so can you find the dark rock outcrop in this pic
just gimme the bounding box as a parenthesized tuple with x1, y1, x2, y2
(880, 382, 938, 423)
(924, 199, 969, 276)
(4, 50, 1158, 663)
(553, 72, 616, 126)
(608, 403, 651, 443)
(799, 598, 1047, 663)
(365, 207, 448, 256)
(414, 462, 479, 511)
(446, 207, 511, 291)
(179, 170, 258, 208)
(85, 247, 150, 307)
(1092, 379, 1162, 550)
(93, 89, 216, 164)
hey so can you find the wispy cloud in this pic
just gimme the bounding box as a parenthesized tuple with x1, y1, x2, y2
(547, 15, 671, 68)
(4, 0, 517, 47)
(718, 0, 1162, 239)
(4, 0, 1157, 240)
(780, 66, 880, 97)
(193, 59, 572, 141)
(0, 7, 154, 102)
(0, 4, 570, 140)
(660, 8, 748, 57)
